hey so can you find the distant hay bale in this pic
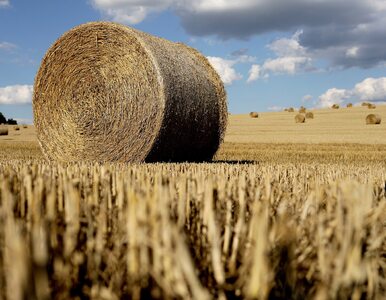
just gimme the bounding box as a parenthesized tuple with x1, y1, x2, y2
(284, 108, 289, 112)
(305, 112, 314, 119)
(346, 103, 353, 108)
(366, 114, 381, 124)
(14, 126, 20, 131)
(299, 107, 306, 113)
(0, 127, 8, 136)
(362, 102, 370, 106)
(33, 22, 227, 163)
(287, 107, 295, 112)
(331, 104, 339, 109)
(249, 112, 259, 118)
(22, 124, 28, 128)
(368, 103, 376, 109)
(295, 114, 305, 123)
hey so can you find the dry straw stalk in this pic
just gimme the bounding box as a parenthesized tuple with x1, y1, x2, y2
(33, 22, 227, 163)
(366, 114, 381, 124)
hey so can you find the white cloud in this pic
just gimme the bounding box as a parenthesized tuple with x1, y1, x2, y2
(353, 77, 386, 101)
(316, 77, 386, 108)
(268, 105, 284, 111)
(302, 94, 313, 102)
(0, 85, 33, 104)
(262, 56, 311, 75)
(0, 42, 17, 51)
(0, 0, 9, 7)
(316, 88, 350, 108)
(247, 64, 261, 83)
(247, 31, 314, 82)
(207, 56, 242, 85)
(346, 46, 359, 58)
(91, 0, 174, 24)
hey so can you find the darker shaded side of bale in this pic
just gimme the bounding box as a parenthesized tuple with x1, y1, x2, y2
(366, 114, 381, 124)
(33, 22, 227, 163)
(295, 114, 305, 123)
(249, 112, 259, 118)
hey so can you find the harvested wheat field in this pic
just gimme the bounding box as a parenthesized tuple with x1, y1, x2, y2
(0, 105, 386, 299)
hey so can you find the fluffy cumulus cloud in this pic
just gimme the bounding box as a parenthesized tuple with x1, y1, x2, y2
(0, 0, 9, 7)
(0, 85, 33, 104)
(91, 0, 386, 69)
(207, 56, 242, 85)
(91, 0, 175, 24)
(316, 77, 386, 108)
(0, 41, 17, 51)
(302, 94, 313, 103)
(247, 31, 313, 81)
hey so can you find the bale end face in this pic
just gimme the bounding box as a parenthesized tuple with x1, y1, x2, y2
(366, 114, 381, 125)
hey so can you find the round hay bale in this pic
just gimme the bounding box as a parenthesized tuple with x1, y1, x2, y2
(249, 112, 259, 118)
(362, 102, 370, 106)
(33, 22, 227, 163)
(22, 124, 28, 129)
(346, 103, 353, 108)
(305, 112, 314, 119)
(288, 107, 294, 112)
(299, 107, 306, 113)
(295, 114, 305, 123)
(368, 103, 376, 109)
(0, 127, 8, 136)
(366, 114, 381, 124)
(14, 126, 20, 131)
(331, 104, 339, 109)
(284, 108, 289, 112)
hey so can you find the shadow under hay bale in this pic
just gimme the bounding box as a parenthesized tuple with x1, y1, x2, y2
(295, 114, 305, 123)
(14, 126, 20, 131)
(305, 112, 314, 119)
(33, 22, 227, 163)
(249, 112, 259, 118)
(0, 127, 8, 136)
(366, 114, 381, 124)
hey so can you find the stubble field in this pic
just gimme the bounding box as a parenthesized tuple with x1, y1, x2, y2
(0, 106, 385, 299)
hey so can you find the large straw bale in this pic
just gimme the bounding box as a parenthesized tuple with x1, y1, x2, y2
(295, 114, 305, 123)
(33, 22, 227, 162)
(366, 114, 381, 124)
(0, 126, 8, 135)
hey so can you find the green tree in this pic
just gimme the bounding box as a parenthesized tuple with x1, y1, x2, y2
(0, 112, 6, 124)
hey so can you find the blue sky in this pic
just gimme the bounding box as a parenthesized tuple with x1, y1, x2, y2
(1, 0, 386, 123)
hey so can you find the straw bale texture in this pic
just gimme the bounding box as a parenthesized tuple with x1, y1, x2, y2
(249, 112, 259, 118)
(305, 112, 314, 119)
(295, 114, 305, 123)
(366, 114, 381, 124)
(33, 22, 227, 162)
(368, 103, 376, 109)
(0, 127, 8, 135)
